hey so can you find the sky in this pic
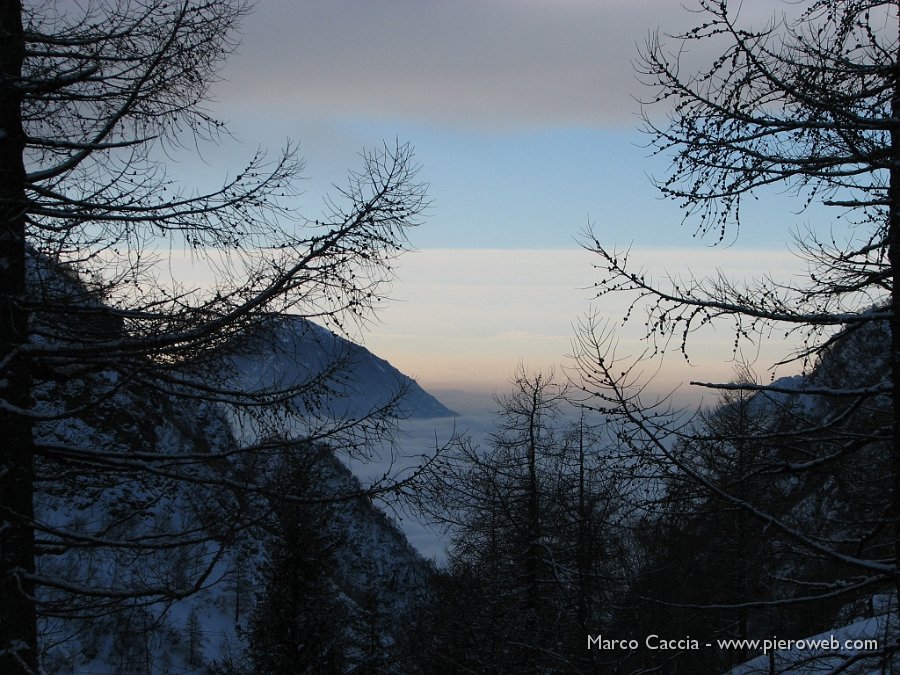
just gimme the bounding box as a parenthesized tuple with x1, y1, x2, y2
(175, 0, 815, 402)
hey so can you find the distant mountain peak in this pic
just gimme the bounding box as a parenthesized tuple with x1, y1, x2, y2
(229, 315, 457, 420)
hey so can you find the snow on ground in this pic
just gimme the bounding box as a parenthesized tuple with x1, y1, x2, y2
(728, 596, 896, 675)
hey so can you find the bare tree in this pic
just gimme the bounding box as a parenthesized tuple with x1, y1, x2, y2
(416, 368, 625, 672)
(573, 317, 897, 670)
(573, 0, 900, 668)
(0, 1, 428, 671)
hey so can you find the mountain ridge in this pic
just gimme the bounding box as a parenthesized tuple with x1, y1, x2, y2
(227, 315, 457, 421)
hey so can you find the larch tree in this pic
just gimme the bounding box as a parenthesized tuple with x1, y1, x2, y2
(574, 0, 900, 667)
(0, 1, 427, 672)
(414, 369, 568, 671)
(416, 368, 625, 672)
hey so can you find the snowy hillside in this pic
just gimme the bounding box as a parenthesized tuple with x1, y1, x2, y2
(37, 438, 434, 673)
(28, 289, 449, 671)
(226, 315, 457, 420)
(728, 595, 896, 674)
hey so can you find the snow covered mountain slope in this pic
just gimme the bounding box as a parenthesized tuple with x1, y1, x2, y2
(27, 297, 448, 670)
(727, 595, 896, 674)
(37, 431, 435, 673)
(244, 445, 434, 673)
(226, 315, 457, 420)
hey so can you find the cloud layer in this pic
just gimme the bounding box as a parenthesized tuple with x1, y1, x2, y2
(224, 0, 786, 130)
(363, 246, 804, 393)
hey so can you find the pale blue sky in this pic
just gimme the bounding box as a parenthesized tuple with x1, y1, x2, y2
(175, 0, 817, 395)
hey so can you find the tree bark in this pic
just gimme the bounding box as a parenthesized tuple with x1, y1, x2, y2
(0, 1, 37, 672)
(886, 13, 900, 631)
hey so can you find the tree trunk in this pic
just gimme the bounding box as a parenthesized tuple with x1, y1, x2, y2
(890, 40, 900, 629)
(0, 1, 37, 672)
(526, 399, 541, 624)
(576, 415, 591, 633)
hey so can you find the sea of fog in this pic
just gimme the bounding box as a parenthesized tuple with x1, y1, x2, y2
(344, 388, 498, 564)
